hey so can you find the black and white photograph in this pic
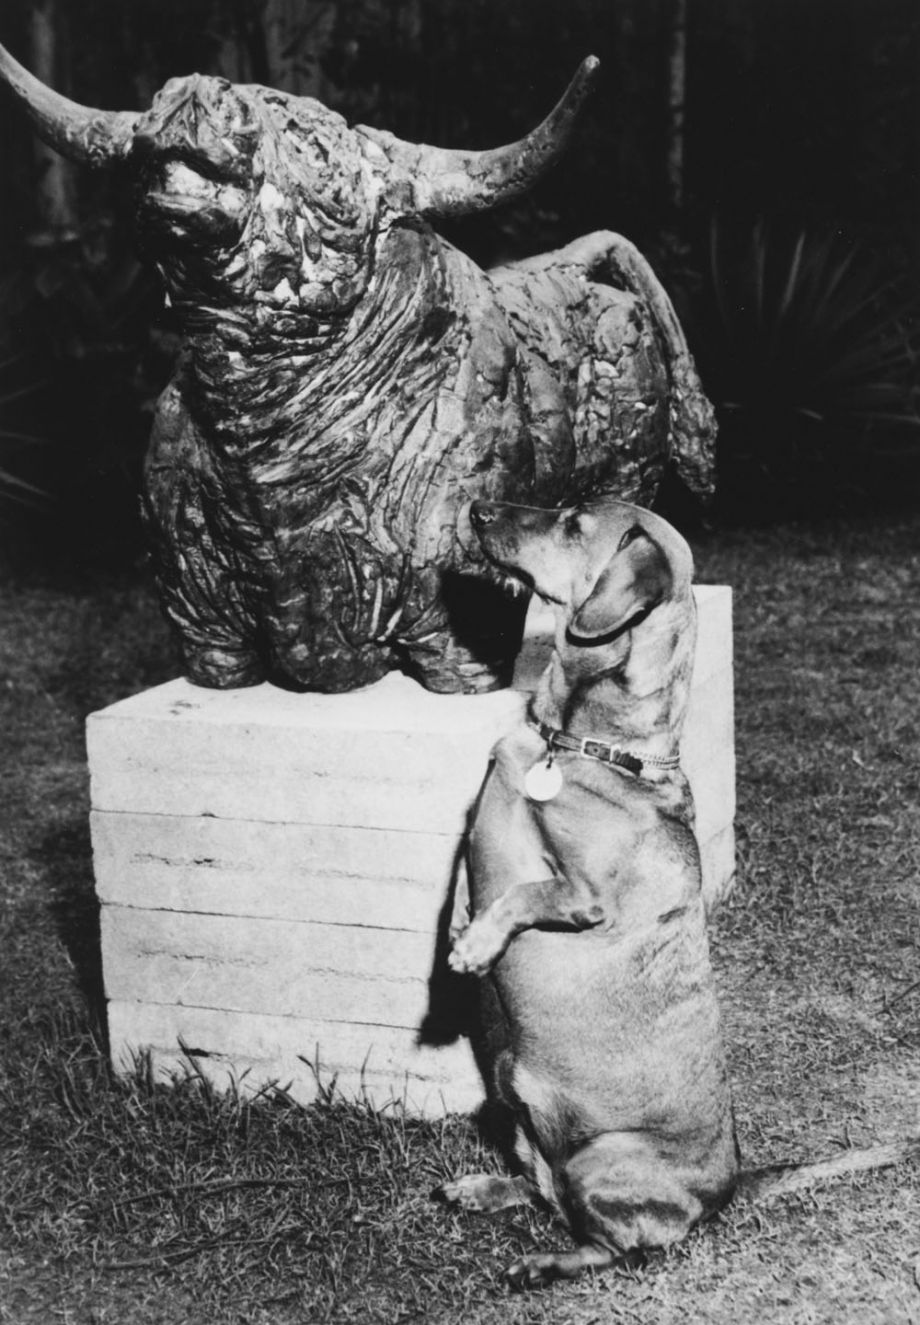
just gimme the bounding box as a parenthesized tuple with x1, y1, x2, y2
(0, 2, 918, 1321)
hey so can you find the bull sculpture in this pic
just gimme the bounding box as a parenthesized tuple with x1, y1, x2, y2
(0, 44, 715, 693)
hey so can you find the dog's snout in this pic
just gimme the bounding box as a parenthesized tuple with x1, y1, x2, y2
(470, 501, 499, 530)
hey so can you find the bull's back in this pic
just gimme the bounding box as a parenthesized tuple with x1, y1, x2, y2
(489, 234, 673, 504)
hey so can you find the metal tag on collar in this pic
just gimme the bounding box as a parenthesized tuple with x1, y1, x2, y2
(524, 751, 564, 802)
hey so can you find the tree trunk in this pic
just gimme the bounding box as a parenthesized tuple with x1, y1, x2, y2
(260, 0, 337, 97)
(29, 0, 78, 238)
(666, 0, 688, 217)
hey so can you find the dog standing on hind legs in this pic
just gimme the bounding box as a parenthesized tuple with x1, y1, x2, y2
(437, 496, 918, 1289)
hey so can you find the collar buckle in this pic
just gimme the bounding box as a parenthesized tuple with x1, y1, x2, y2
(532, 717, 667, 780)
(581, 737, 610, 761)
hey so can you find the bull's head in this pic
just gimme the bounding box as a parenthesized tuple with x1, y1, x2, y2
(0, 44, 598, 323)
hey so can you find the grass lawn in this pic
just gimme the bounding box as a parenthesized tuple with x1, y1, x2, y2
(1, 515, 919, 1324)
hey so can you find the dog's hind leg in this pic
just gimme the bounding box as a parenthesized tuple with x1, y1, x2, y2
(435, 1120, 556, 1216)
(436, 1092, 545, 1217)
(436, 1172, 534, 1213)
(435, 1063, 556, 1219)
(505, 1131, 708, 1289)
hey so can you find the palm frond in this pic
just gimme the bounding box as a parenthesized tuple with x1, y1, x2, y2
(0, 357, 51, 515)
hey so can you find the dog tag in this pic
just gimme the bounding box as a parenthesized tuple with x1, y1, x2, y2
(524, 757, 563, 802)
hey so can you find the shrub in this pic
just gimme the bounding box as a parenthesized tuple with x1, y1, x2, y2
(690, 217, 920, 521)
(0, 226, 175, 567)
(0, 353, 49, 519)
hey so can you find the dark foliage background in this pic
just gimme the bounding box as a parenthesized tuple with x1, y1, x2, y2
(0, 0, 919, 567)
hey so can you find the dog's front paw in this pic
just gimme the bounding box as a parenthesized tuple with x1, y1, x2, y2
(448, 917, 507, 976)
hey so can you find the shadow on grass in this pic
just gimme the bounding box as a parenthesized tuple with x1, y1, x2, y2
(40, 816, 108, 1045)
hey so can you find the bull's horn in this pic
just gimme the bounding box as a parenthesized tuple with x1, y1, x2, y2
(358, 56, 600, 217)
(0, 41, 137, 165)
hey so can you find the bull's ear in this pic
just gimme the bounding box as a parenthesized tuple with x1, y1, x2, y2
(569, 528, 672, 642)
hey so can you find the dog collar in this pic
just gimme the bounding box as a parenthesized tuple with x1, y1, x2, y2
(564, 600, 658, 648)
(530, 718, 680, 779)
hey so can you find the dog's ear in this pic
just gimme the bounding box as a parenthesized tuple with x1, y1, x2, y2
(570, 527, 672, 641)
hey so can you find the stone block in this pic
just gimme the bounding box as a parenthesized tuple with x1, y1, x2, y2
(88, 587, 734, 1114)
(88, 673, 524, 836)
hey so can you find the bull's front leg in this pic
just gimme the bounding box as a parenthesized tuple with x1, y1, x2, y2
(401, 570, 530, 695)
(144, 383, 269, 689)
(448, 877, 607, 976)
(408, 629, 510, 694)
(144, 475, 268, 689)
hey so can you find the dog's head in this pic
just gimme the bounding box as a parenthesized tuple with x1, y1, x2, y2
(470, 497, 692, 624)
(470, 497, 695, 723)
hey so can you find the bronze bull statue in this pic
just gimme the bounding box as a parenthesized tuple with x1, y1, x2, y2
(0, 44, 715, 693)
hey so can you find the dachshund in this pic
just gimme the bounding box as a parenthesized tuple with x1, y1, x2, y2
(438, 497, 916, 1288)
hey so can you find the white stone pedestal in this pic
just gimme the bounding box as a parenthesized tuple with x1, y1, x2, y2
(87, 587, 734, 1116)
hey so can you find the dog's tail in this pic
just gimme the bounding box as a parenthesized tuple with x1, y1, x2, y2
(738, 1137, 920, 1204)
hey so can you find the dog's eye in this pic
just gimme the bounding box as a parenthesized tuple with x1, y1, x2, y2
(618, 524, 645, 550)
(564, 512, 582, 537)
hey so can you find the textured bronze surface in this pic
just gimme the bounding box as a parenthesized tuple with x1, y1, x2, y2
(1, 45, 716, 693)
